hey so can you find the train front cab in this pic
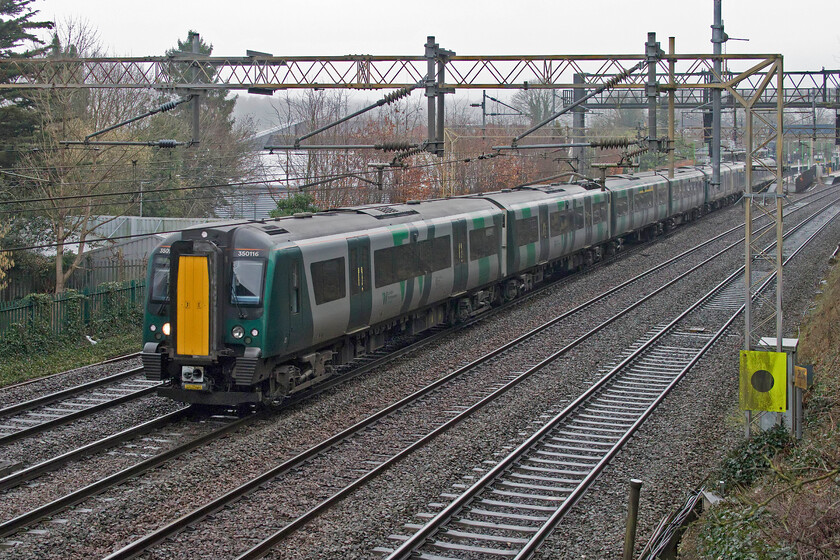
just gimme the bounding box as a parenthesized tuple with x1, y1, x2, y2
(142, 228, 270, 407)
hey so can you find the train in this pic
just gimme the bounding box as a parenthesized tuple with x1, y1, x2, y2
(141, 161, 775, 407)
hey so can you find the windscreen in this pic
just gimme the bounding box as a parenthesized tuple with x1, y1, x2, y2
(149, 255, 170, 303)
(231, 259, 265, 305)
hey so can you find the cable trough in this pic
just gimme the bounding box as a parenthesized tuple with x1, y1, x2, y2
(379, 199, 840, 560)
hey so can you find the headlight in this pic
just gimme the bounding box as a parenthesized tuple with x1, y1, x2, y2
(232, 325, 245, 339)
(250, 328, 259, 337)
(149, 324, 157, 332)
(162, 323, 171, 336)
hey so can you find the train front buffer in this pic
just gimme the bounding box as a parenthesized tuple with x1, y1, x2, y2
(141, 228, 269, 406)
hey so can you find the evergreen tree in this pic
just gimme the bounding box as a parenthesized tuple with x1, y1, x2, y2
(269, 193, 319, 217)
(140, 31, 258, 218)
(0, 0, 53, 167)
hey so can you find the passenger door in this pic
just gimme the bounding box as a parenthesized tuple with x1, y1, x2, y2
(347, 236, 371, 333)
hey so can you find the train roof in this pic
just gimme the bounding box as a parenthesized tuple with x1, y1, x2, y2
(167, 184, 607, 248)
(168, 197, 501, 246)
(472, 184, 598, 207)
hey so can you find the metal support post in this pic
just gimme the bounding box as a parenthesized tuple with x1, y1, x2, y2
(712, 1, 724, 195)
(646, 32, 661, 154)
(776, 60, 785, 349)
(572, 73, 586, 175)
(480, 90, 486, 136)
(425, 36, 437, 153)
(668, 37, 676, 178)
(623, 479, 643, 560)
(437, 58, 446, 156)
(811, 94, 817, 169)
(743, 55, 786, 437)
(423, 36, 454, 157)
(745, 104, 753, 348)
(190, 32, 201, 146)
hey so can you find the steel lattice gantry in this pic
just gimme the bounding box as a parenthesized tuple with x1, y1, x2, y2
(0, 46, 787, 369)
(0, 52, 836, 107)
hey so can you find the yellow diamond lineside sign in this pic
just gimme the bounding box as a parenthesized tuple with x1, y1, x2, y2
(739, 350, 787, 412)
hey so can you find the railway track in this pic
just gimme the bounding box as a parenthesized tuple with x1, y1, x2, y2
(0, 409, 258, 541)
(379, 197, 840, 559)
(93, 192, 840, 560)
(0, 352, 140, 393)
(0, 368, 158, 445)
(0, 188, 833, 557)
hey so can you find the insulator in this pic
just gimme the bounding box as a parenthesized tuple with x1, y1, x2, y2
(376, 142, 416, 152)
(601, 65, 638, 92)
(382, 86, 415, 105)
(158, 101, 179, 112)
(156, 139, 178, 148)
(594, 138, 632, 150)
(391, 146, 424, 162)
(624, 147, 649, 159)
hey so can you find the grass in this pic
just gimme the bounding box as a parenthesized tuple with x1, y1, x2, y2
(0, 330, 142, 388)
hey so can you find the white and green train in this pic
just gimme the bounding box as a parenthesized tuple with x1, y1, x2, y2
(141, 161, 774, 407)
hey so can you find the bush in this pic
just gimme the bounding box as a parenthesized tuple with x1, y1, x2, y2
(717, 425, 791, 491)
(0, 281, 144, 358)
(697, 504, 796, 560)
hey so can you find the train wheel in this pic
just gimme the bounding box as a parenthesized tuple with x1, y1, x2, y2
(502, 280, 519, 302)
(456, 299, 472, 323)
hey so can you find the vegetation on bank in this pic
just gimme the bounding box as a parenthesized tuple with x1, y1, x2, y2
(680, 255, 840, 559)
(0, 282, 143, 387)
(0, 331, 141, 387)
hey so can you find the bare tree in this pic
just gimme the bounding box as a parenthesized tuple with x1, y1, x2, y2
(10, 20, 152, 292)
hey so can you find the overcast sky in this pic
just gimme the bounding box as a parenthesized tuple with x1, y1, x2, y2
(34, 0, 840, 70)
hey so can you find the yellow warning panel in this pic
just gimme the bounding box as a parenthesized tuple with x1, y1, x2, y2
(794, 366, 808, 390)
(177, 256, 210, 356)
(739, 350, 787, 412)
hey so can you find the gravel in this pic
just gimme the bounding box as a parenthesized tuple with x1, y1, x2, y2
(0, 355, 142, 410)
(0, 190, 836, 559)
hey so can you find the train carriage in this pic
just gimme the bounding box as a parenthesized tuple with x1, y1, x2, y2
(142, 158, 775, 407)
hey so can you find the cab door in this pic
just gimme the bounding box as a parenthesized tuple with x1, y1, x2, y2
(176, 255, 210, 356)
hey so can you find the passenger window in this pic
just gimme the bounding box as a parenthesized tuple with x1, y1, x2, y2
(517, 216, 539, 246)
(469, 226, 499, 261)
(616, 197, 628, 217)
(593, 201, 607, 222)
(311, 257, 346, 305)
(424, 235, 452, 272)
(574, 206, 584, 229)
(550, 211, 571, 236)
(374, 236, 452, 288)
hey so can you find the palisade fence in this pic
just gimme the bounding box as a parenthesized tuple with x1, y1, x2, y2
(0, 258, 149, 303)
(67, 259, 148, 291)
(0, 280, 146, 341)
